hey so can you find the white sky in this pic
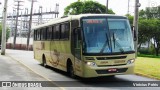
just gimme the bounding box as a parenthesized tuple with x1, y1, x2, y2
(0, 0, 160, 17)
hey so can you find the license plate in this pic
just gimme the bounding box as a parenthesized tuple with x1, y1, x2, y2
(108, 68, 117, 72)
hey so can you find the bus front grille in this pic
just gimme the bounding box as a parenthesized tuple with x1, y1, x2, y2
(97, 64, 126, 67)
(96, 56, 127, 60)
(96, 68, 128, 74)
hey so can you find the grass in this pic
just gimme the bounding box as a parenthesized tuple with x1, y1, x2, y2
(138, 54, 160, 58)
(134, 56, 160, 80)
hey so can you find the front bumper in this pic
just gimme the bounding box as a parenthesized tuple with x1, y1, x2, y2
(83, 63, 134, 78)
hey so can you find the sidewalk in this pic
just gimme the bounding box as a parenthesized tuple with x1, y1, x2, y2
(0, 52, 45, 81)
(0, 50, 61, 90)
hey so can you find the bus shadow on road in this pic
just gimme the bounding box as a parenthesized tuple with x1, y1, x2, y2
(77, 76, 130, 87)
(39, 64, 69, 76)
(39, 64, 131, 87)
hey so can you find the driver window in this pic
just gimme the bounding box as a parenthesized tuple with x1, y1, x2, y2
(74, 29, 81, 49)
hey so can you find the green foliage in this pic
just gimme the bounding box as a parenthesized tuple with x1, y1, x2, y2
(138, 54, 160, 58)
(138, 19, 152, 44)
(139, 6, 160, 19)
(64, 1, 83, 15)
(0, 23, 10, 44)
(126, 14, 134, 26)
(64, 0, 115, 15)
(137, 18, 160, 56)
(138, 19, 160, 56)
(139, 9, 146, 19)
(152, 19, 160, 56)
(128, 8, 160, 56)
(138, 48, 150, 55)
(138, 44, 155, 55)
(138, 7, 160, 56)
(149, 44, 155, 55)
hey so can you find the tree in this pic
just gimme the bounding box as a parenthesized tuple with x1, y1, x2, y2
(139, 9, 146, 19)
(138, 7, 160, 56)
(152, 19, 160, 56)
(64, 1, 115, 15)
(0, 23, 10, 45)
(139, 6, 160, 19)
(126, 14, 134, 26)
(138, 19, 153, 49)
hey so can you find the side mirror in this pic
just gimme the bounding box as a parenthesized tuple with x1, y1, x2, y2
(132, 26, 137, 41)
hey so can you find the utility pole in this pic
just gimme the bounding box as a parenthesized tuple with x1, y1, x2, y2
(26, 0, 34, 50)
(127, 0, 130, 15)
(1, 0, 8, 55)
(13, 0, 23, 49)
(38, 6, 42, 25)
(55, 4, 59, 18)
(133, 0, 141, 57)
(20, 11, 23, 38)
(106, 0, 109, 14)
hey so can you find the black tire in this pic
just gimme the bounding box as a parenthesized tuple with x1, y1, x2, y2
(42, 55, 47, 68)
(68, 64, 75, 78)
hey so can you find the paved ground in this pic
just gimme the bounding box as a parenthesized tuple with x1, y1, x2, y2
(0, 51, 63, 90)
(0, 49, 159, 90)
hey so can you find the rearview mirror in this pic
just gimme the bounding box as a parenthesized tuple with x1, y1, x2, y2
(132, 26, 137, 41)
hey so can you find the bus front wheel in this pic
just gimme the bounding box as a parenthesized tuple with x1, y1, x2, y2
(67, 61, 75, 78)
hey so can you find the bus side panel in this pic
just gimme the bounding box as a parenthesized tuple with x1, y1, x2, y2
(33, 41, 44, 64)
(44, 41, 52, 66)
(49, 40, 74, 72)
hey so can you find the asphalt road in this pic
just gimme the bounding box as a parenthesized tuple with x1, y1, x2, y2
(0, 52, 63, 90)
(1, 49, 159, 90)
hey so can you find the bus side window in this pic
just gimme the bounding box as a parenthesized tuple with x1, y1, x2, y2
(41, 28, 44, 40)
(34, 30, 37, 40)
(37, 29, 40, 40)
(47, 26, 52, 40)
(36, 30, 37, 40)
(40, 29, 42, 40)
(61, 24, 65, 39)
(55, 25, 60, 39)
(52, 26, 54, 40)
(65, 22, 70, 39)
(43, 28, 47, 40)
(46, 27, 49, 40)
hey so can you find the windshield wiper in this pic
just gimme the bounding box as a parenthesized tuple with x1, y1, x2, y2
(100, 33, 111, 54)
(112, 32, 124, 53)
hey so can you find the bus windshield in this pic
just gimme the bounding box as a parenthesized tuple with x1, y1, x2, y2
(82, 17, 134, 54)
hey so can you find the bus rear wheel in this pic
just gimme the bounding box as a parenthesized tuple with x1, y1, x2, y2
(42, 55, 47, 68)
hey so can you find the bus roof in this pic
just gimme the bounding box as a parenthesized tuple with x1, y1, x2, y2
(32, 14, 127, 30)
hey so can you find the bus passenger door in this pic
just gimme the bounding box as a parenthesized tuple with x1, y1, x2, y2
(73, 28, 83, 76)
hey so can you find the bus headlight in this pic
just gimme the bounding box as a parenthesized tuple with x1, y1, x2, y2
(86, 62, 97, 67)
(127, 59, 135, 64)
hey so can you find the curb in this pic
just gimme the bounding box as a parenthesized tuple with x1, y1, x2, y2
(135, 72, 160, 80)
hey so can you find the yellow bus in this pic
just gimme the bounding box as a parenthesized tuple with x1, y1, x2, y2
(33, 14, 135, 78)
